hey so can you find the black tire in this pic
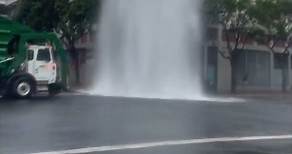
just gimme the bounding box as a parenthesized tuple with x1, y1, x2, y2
(12, 77, 35, 98)
(48, 84, 61, 96)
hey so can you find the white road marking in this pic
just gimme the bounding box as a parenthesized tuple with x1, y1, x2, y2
(31, 135, 292, 154)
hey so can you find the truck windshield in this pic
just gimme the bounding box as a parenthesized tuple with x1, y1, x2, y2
(37, 49, 51, 62)
(27, 50, 34, 61)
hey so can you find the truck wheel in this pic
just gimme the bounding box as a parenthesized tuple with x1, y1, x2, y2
(48, 84, 61, 96)
(12, 77, 35, 98)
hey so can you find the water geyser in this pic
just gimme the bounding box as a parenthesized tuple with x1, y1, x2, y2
(91, 0, 203, 99)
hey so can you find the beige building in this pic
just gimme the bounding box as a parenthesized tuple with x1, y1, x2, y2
(204, 25, 292, 93)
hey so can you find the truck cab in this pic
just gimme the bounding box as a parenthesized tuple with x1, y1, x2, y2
(27, 45, 57, 86)
(0, 17, 70, 98)
(9, 45, 60, 97)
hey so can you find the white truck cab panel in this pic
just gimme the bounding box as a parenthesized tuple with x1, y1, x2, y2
(27, 45, 57, 85)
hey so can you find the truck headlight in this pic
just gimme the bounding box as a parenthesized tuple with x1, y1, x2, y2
(11, 69, 15, 74)
(19, 63, 26, 71)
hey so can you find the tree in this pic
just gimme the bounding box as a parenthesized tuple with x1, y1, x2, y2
(54, 0, 101, 84)
(14, 0, 101, 84)
(14, 0, 59, 32)
(252, 0, 292, 92)
(204, 0, 255, 93)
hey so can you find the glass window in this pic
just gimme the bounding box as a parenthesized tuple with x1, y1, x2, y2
(37, 49, 51, 62)
(274, 53, 288, 69)
(27, 50, 34, 61)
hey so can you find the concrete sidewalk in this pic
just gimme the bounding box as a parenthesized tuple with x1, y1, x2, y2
(217, 91, 292, 102)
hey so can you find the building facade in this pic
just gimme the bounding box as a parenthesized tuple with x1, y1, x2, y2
(204, 25, 292, 93)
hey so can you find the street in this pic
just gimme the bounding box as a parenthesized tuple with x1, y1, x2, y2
(0, 94, 292, 154)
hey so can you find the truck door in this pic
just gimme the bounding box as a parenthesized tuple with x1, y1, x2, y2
(27, 49, 35, 75)
(34, 48, 57, 84)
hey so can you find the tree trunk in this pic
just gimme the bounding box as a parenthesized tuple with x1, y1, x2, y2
(281, 54, 289, 92)
(70, 44, 81, 85)
(282, 68, 287, 92)
(230, 52, 239, 94)
(230, 59, 237, 93)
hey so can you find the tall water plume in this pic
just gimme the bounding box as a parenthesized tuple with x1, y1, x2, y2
(91, 0, 203, 99)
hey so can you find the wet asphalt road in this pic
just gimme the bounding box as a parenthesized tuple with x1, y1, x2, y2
(0, 95, 292, 154)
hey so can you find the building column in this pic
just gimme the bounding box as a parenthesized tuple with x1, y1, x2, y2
(203, 45, 208, 82)
(288, 53, 291, 90)
(216, 25, 232, 93)
(270, 52, 274, 89)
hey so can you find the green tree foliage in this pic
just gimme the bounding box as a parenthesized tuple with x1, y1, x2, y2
(14, 0, 59, 32)
(14, 0, 101, 84)
(251, 0, 292, 92)
(252, 0, 292, 51)
(54, 0, 100, 47)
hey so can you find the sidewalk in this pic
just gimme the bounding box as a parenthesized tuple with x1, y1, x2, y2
(218, 91, 292, 102)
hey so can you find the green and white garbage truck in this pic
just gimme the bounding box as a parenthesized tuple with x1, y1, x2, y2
(0, 17, 70, 98)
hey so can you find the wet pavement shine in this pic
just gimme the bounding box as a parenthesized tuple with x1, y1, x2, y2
(0, 94, 292, 154)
